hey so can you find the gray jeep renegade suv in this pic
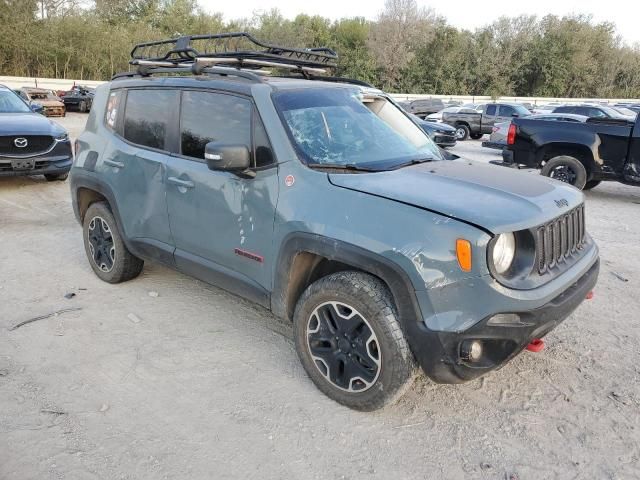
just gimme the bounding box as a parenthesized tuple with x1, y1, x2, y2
(70, 34, 599, 410)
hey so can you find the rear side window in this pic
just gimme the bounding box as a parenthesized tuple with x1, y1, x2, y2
(123, 89, 176, 150)
(499, 105, 515, 116)
(486, 104, 497, 115)
(180, 91, 251, 160)
(554, 106, 572, 114)
(105, 90, 122, 131)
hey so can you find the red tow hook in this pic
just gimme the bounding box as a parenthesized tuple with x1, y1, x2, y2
(526, 338, 545, 352)
(586, 290, 594, 300)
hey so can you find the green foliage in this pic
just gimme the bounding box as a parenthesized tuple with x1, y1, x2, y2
(2, 0, 640, 97)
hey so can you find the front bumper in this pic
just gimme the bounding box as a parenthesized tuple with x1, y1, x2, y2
(0, 154, 72, 177)
(409, 255, 599, 383)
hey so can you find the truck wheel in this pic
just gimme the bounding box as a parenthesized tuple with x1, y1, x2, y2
(583, 180, 601, 190)
(79, 100, 87, 113)
(470, 133, 483, 140)
(44, 173, 68, 181)
(455, 124, 470, 141)
(83, 202, 144, 283)
(541, 156, 587, 189)
(293, 271, 416, 411)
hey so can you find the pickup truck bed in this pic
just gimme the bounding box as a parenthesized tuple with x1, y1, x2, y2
(502, 116, 640, 189)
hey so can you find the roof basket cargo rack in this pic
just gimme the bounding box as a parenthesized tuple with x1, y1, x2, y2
(129, 32, 338, 75)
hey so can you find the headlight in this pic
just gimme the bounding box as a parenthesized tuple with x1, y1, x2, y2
(55, 132, 69, 141)
(492, 233, 516, 274)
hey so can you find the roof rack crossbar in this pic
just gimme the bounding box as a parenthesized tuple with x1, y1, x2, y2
(111, 64, 265, 82)
(129, 32, 338, 71)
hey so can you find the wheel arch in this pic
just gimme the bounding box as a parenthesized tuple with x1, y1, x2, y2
(271, 233, 423, 329)
(536, 143, 597, 176)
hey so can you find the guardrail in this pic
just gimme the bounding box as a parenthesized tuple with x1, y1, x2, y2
(2, 75, 639, 105)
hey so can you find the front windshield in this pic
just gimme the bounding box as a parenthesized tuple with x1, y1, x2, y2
(0, 90, 31, 113)
(512, 104, 531, 116)
(273, 88, 442, 169)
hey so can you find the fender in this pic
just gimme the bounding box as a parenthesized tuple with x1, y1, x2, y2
(271, 232, 456, 381)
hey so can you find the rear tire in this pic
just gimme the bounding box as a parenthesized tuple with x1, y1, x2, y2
(293, 271, 416, 411)
(455, 124, 470, 141)
(470, 132, 483, 140)
(44, 173, 68, 182)
(83, 202, 144, 283)
(540, 155, 587, 189)
(583, 180, 601, 190)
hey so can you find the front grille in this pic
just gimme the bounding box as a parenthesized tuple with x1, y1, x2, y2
(0, 135, 55, 156)
(536, 204, 585, 274)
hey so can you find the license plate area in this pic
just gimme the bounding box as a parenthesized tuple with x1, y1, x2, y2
(11, 158, 35, 170)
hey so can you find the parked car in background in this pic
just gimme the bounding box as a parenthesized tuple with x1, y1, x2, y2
(441, 103, 531, 140)
(401, 97, 445, 118)
(0, 85, 72, 180)
(614, 103, 640, 114)
(552, 104, 635, 121)
(14, 88, 66, 117)
(425, 105, 471, 122)
(412, 115, 457, 147)
(502, 115, 638, 189)
(62, 85, 94, 112)
(482, 113, 589, 150)
(13, 89, 44, 114)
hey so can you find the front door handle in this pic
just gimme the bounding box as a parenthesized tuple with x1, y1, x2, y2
(167, 177, 195, 189)
(104, 159, 124, 169)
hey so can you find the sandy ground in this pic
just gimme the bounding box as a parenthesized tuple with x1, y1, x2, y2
(1, 113, 639, 480)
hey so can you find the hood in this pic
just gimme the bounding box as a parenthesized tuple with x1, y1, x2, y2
(328, 159, 584, 234)
(0, 113, 64, 136)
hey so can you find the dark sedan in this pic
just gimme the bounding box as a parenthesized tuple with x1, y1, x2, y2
(413, 115, 457, 147)
(0, 85, 73, 181)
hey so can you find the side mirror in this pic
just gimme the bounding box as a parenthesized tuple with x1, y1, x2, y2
(204, 142, 253, 177)
(31, 102, 44, 114)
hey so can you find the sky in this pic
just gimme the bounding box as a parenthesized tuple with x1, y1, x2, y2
(198, 0, 640, 45)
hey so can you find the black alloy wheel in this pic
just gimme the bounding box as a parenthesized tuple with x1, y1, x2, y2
(87, 216, 115, 273)
(306, 301, 381, 392)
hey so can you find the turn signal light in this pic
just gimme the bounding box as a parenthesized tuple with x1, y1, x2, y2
(456, 239, 472, 272)
(507, 124, 516, 145)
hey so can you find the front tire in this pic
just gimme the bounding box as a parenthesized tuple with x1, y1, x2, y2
(541, 155, 587, 189)
(455, 124, 470, 141)
(293, 271, 416, 411)
(83, 202, 143, 283)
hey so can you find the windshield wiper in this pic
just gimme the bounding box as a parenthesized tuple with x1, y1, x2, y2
(387, 158, 435, 170)
(308, 163, 378, 172)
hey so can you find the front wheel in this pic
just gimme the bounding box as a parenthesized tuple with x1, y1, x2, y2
(540, 155, 587, 189)
(455, 124, 470, 141)
(293, 271, 416, 411)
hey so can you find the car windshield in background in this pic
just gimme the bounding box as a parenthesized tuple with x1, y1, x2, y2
(0, 90, 31, 113)
(511, 104, 531, 116)
(273, 88, 442, 170)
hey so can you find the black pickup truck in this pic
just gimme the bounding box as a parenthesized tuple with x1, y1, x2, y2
(501, 116, 640, 190)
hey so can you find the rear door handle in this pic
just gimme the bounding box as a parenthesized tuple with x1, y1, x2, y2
(104, 159, 124, 168)
(167, 177, 195, 189)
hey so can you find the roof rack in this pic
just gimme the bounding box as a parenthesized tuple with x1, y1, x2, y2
(128, 32, 338, 75)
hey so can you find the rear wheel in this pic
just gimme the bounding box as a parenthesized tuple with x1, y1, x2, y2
(583, 180, 601, 190)
(455, 124, 470, 141)
(540, 155, 587, 189)
(293, 271, 416, 411)
(83, 202, 144, 283)
(470, 132, 483, 140)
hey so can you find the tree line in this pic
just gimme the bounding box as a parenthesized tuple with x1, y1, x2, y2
(2, 0, 640, 98)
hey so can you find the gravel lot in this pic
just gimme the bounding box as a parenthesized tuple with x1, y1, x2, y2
(1, 113, 639, 480)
